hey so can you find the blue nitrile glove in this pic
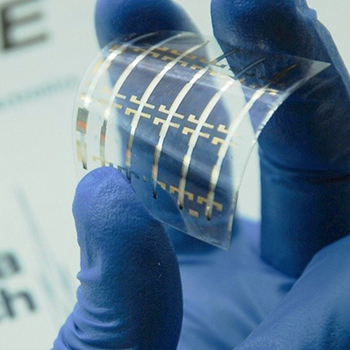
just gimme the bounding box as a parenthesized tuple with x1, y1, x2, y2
(54, 1, 350, 349)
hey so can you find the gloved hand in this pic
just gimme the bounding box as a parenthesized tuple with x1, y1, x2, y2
(54, 1, 350, 349)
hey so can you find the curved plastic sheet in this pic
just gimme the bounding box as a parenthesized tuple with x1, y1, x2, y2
(73, 31, 330, 249)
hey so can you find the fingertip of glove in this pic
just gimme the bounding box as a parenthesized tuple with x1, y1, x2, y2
(211, 0, 317, 57)
(73, 167, 160, 239)
(95, 0, 198, 48)
(74, 166, 132, 210)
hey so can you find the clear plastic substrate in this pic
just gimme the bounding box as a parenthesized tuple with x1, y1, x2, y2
(73, 31, 330, 249)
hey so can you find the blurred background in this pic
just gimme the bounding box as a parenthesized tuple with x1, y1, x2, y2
(0, 0, 348, 348)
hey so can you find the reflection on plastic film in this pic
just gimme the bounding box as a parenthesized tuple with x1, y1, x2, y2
(205, 63, 298, 220)
(152, 49, 241, 202)
(125, 37, 210, 179)
(74, 31, 330, 249)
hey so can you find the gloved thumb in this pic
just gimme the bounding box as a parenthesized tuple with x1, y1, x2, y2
(53, 167, 183, 349)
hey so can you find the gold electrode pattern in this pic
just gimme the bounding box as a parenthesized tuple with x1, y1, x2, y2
(90, 51, 293, 218)
(74, 31, 330, 250)
(176, 57, 268, 212)
(99, 32, 188, 165)
(151, 49, 240, 199)
(82, 50, 299, 220)
(205, 64, 299, 220)
(77, 32, 158, 168)
(125, 35, 211, 179)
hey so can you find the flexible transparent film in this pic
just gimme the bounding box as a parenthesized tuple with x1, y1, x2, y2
(73, 31, 330, 249)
